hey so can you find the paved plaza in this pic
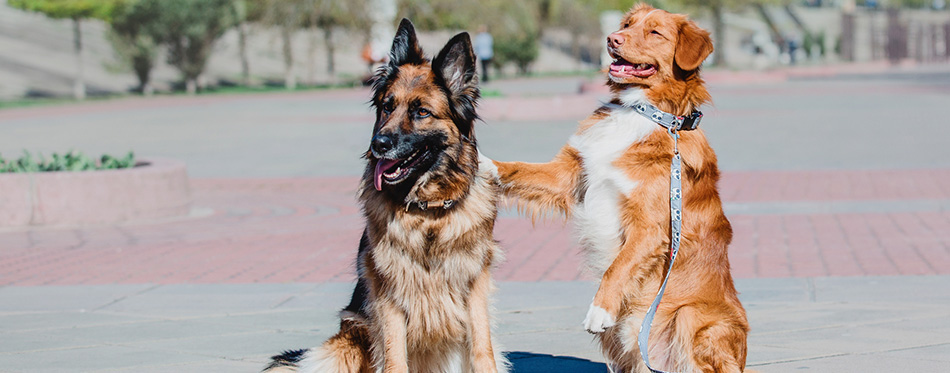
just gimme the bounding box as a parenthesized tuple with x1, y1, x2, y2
(2, 63, 950, 372)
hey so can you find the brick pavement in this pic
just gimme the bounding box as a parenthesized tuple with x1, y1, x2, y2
(3, 169, 949, 286)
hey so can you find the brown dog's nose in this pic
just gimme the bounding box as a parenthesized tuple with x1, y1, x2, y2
(607, 32, 624, 48)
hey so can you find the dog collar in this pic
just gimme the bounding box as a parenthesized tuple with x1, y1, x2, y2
(405, 199, 455, 212)
(628, 101, 703, 131)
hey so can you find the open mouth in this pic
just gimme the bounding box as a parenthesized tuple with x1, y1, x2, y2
(373, 147, 429, 191)
(609, 57, 657, 79)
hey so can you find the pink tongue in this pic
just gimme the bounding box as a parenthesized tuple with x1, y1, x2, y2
(374, 158, 401, 191)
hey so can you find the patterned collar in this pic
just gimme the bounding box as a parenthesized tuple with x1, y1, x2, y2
(625, 101, 704, 131)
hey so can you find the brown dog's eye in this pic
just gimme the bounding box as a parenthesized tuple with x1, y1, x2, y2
(622, 23, 629, 28)
(416, 108, 431, 118)
(651, 30, 662, 36)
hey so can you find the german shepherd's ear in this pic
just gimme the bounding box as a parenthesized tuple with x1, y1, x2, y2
(373, 19, 425, 105)
(433, 32, 480, 137)
(389, 18, 425, 67)
(674, 19, 713, 71)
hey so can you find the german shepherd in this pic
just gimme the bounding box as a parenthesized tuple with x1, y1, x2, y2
(263, 19, 508, 373)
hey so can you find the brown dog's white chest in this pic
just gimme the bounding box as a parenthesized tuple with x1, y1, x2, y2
(567, 89, 664, 275)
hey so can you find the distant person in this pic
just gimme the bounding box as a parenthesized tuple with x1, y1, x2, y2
(474, 25, 494, 82)
(788, 38, 799, 65)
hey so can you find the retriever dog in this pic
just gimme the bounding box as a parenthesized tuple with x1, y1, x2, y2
(489, 4, 749, 372)
(264, 19, 507, 373)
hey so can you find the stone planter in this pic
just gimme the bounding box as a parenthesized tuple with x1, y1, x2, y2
(0, 158, 190, 227)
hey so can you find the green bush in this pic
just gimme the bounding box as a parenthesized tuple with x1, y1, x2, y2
(0, 151, 136, 173)
(494, 34, 540, 75)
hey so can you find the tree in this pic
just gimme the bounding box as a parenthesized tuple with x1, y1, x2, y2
(108, 0, 161, 95)
(144, 0, 237, 95)
(259, 0, 307, 89)
(8, 0, 120, 100)
(305, 0, 372, 78)
(231, 0, 254, 86)
(398, 0, 542, 75)
(664, 0, 779, 67)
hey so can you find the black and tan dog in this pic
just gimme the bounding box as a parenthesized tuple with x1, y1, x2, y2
(263, 19, 508, 373)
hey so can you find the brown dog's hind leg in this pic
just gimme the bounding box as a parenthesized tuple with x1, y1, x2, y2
(681, 311, 748, 373)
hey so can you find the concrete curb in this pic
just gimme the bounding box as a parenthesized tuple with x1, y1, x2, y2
(0, 158, 190, 226)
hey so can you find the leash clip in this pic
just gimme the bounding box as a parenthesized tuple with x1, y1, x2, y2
(680, 111, 703, 131)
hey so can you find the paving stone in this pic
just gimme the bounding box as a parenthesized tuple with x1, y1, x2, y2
(0, 344, 214, 373)
(752, 352, 950, 372)
(0, 284, 156, 312)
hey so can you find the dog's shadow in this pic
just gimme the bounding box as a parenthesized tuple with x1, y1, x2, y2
(508, 351, 608, 372)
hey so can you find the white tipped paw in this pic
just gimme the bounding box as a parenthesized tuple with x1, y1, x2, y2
(583, 304, 616, 333)
(478, 151, 500, 179)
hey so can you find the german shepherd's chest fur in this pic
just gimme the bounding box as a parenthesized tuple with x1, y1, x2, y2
(360, 172, 500, 347)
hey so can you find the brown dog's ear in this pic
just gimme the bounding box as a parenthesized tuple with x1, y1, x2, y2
(674, 19, 713, 71)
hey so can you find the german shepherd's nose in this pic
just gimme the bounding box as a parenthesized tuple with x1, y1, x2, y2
(372, 134, 396, 154)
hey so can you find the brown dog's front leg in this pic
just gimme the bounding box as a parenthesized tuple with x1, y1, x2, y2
(467, 268, 499, 372)
(490, 145, 583, 218)
(375, 299, 409, 373)
(584, 232, 667, 334)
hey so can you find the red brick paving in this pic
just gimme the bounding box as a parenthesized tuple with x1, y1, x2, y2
(2, 169, 950, 286)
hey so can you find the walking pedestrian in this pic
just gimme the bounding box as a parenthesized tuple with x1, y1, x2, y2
(474, 25, 494, 82)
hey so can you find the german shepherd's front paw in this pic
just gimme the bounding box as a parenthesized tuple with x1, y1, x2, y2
(583, 303, 616, 333)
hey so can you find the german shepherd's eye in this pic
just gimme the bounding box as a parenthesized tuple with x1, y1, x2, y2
(416, 108, 431, 118)
(382, 99, 395, 114)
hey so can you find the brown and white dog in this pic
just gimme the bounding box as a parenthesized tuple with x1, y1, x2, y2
(490, 4, 748, 372)
(263, 19, 507, 373)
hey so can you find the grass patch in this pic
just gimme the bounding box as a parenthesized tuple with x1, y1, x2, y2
(0, 151, 136, 173)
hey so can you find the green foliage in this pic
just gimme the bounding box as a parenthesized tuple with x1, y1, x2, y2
(494, 34, 540, 75)
(886, 0, 931, 8)
(7, 0, 121, 20)
(397, 0, 543, 75)
(108, 0, 161, 92)
(803, 30, 826, 57)
(0, 151, 135, 173)
(141, 0, 237, 87)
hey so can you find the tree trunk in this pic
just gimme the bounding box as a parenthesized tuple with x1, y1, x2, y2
(186, 78, 197, 95)
(711, 4, 726, 67)
(238, 21, 251, 86)
(72, 17, 86, 100)
(282, 25, 296, 90)
(324, 26, 335, 75)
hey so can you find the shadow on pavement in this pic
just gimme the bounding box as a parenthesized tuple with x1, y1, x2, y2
(508, 351, 608, 372)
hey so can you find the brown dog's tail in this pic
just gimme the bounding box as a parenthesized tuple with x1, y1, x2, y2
(263, 312, 372, 373)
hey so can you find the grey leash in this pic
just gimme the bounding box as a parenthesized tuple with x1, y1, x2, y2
(636, 125, 682, 373)
(622, 101, 700, 373)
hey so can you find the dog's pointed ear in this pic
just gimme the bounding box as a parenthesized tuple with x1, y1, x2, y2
(433, 32, 478, 97)
(674, 19, 713, 71)
(433, 32, 480, 133)
(373, 19, 425, 105)
(389, 18, 425, 67)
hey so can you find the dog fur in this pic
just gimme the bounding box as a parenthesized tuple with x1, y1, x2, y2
(263, 19, 508, 373)
(489, 4, 749, 372)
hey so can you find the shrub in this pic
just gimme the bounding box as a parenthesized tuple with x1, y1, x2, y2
(493, 34, 540, 75)
(0, 151, 136, 173)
